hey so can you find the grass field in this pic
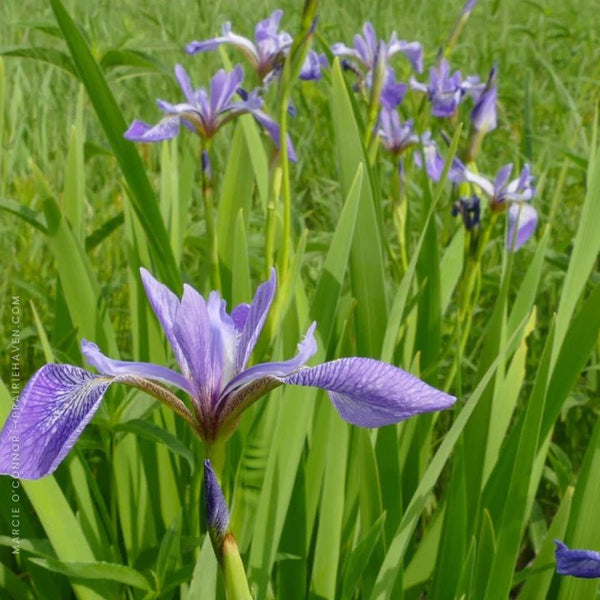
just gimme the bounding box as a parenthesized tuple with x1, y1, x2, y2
(0, 0, 599, 598)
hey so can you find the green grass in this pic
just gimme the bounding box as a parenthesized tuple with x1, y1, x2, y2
(0, 0, 599, 598)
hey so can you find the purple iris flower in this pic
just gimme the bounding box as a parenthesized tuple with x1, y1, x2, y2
(333, 23, 421, 111)
(555, 540, 600, 578)
(410, 59, 482, 118)
(378, 108, 418, 155)
(470, 65, 497, 134)
(451, 160, 538, 251)
(332, 22, 423, 74)
(413, 132, 445, 182)
(186, 10, 297, 83)
(299, 50, 329, 81)
(124, 64, 295, 161)
(0, 269, 455, 480)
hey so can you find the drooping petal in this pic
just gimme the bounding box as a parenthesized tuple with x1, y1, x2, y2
(204, 459, 230, 546)
(185, 36, 229, 55)
(380, 68, 407, 110)
(82, 340, 193, 394)
(250, 108, 297, 161)
(124, 117, 180, 142)
(507, 203, 538, 251)
(284, 357, 456, 427)
(234, 268, 276, 373)
(387, 35, 424, 73)
(0, 365, 112, 479)
(331, 42, 360, 61)
(555, 540, 600, 578)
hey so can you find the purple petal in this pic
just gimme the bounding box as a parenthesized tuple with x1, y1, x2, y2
(470, 82, 497, 133)
(299, 51, 327, 81)
(81, 340, 192, 394)
(494, 163, 514, 194)
(210, 66, 244, 116)
(507, 203, 538, 251)
(250, 108, 297, 161)
(204, 459, 230, 545)
(555, 540, 600, 578)
(461, 0, 478, 15)
(234, 269, 276, 373)
(380, 68, 407, 110)
(331, 42, 360, 61)
(173, 284, 213, 406)
(231, 303, 251, 331)
(140, 268, 191, 379)
(0, 365, 111, 479)
(222, 322, 318, 400)
(387, 35, 424, 73)
(124, 117, 180, 142)
(255, 9, 284, 40)
(174, 64, 195, 104)
(185, 38, 226, 55)
(284, 357, 456, 427)
(431, 91, 461, 118)
(206, 291, 238, 387)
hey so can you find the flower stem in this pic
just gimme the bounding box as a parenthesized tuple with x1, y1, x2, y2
(221, 534, 253, 600)
(201, 147, 221, 291)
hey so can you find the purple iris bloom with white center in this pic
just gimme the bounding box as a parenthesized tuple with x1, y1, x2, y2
(378, 108, 418, 155)
(555, 540, 600, 578)
(0, 269, 455, 480)
(124, 64, 295, 160)
(186, 10, 294, 83)
(410, 59, 482, 118)
(413, 132, 445, 182)
(451, 160, 538, 251)
(332, 22, 423, 74)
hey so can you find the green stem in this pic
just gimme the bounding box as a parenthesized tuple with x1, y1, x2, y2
(221, 534, 253, 600)
(201, 146, 221, 291)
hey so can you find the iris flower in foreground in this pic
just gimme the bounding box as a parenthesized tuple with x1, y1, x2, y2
(124, 64, 295, 159)
(0, 269, 455, 480)
(555, 540, 600, 578)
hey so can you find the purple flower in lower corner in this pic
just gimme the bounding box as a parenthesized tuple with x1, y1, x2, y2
(124, 64, 295, 160)
(0, 269, 455, 480)
(555, 540, 600, 578)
